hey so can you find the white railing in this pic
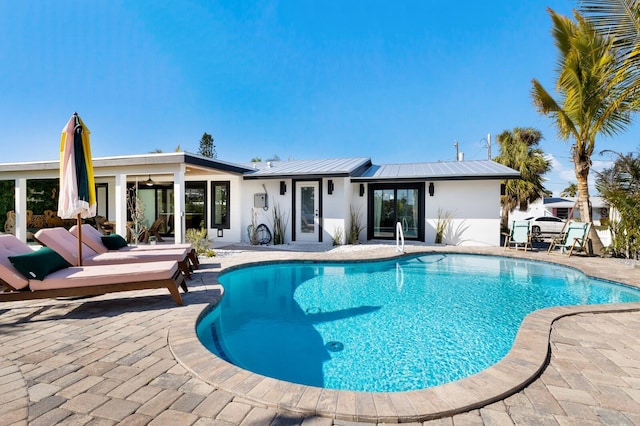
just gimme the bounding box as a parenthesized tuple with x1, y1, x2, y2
(396, 221, 404, 253)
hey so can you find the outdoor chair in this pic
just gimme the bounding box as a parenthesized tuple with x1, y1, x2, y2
(143, 216, 165, 243)
(503, 220, 533, 251)
(70, 224, 199, 269)
(547, 222, 591, 256)
(0, 234, 186, 305)
(35, 227, 194, 279)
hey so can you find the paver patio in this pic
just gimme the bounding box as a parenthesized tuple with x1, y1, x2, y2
(1, 243, 640, 425)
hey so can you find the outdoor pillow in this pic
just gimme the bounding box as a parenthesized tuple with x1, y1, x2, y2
(101, 234, 128, 250)
(8, 247, 71, 281)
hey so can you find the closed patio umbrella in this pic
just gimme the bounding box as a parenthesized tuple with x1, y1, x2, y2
(58, 112, 96, 266)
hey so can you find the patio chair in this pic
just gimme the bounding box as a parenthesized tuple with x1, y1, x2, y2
(70, 224, 199, 269)
(547, 222, 591, 256)
(142, 216, 165, 243)
(503, 220, 533, 251)
(0, 235, 186, 305)
(35, 227, 193, 279)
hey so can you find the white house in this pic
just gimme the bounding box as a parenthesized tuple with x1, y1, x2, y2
(0, 152, 519, 247)
(509, 196, 609, 224)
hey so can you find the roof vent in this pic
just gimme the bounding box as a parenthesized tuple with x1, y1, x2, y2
(267, 161, 271, 168)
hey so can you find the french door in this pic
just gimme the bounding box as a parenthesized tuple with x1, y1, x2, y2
(295, 182, 319, 242)
(369, 183, 424, 240)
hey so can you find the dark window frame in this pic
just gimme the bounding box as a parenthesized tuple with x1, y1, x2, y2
(211, 181, 230, 229)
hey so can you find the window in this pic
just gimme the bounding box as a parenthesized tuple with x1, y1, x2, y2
(211, 181, 230, 229)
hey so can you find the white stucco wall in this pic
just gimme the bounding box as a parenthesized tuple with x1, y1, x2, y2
(349, 183, 368, 243)
(239, 179, 293, 244)
(322, 177, 350, 244)
(425, 180, 501, 246)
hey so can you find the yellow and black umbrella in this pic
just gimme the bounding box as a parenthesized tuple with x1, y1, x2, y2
(58, 112, 96, 265)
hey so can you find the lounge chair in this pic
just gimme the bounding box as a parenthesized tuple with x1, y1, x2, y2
(0, 235, 186, 305)
(70, 224, 199, 269)
(547, 222, 591, 256)
(35, 228, 193, 279)
(503, 220, 533, 251)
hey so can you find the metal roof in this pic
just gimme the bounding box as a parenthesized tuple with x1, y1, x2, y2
(352, 160, 520, 182)
(243, 157, 372, 179)
(544, 197, 606, 208)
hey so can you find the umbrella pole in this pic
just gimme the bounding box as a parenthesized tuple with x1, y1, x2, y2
(77, 213, 83, 266)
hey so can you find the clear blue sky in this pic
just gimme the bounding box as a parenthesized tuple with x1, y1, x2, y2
(2, 0, 639, 196)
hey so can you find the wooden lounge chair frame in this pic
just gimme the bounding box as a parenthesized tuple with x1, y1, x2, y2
(547, 222, 591, 256)
(0, 234, 187, 305)
(0, 268, 186, 305)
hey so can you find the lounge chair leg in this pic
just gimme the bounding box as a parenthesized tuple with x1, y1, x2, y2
(188, 249, 199, 269)
(179, 260, 192, 280)
(167, 284, 183, 305)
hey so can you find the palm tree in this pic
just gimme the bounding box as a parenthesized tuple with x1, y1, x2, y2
(579, 0, 640, 85)
(560, 182, 578, 197)
(531, 9, 636, 254)
(494, 127, 551, 231)
(595, 150, 640, 257)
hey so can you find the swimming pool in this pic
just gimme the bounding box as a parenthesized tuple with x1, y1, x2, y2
(196, 254, 640, 392)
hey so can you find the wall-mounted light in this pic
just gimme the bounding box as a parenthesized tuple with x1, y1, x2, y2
(280, 181, 286, 195)
(359, 183, 365, 197)
(328, 180, 334, 195)
(428, 182, 435, 197)
(217, 228, 224, 238)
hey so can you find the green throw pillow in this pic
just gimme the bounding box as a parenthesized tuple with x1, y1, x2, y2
(8, 247, 71, 281)
(101, 234, 128, 250)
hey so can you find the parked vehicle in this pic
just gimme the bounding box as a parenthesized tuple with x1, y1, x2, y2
(525, 216, 566, 241)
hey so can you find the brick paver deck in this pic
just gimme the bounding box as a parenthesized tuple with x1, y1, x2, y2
(1, 244, 640, 425)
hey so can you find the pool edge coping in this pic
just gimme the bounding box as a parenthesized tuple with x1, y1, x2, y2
(169, 250, 640, 422)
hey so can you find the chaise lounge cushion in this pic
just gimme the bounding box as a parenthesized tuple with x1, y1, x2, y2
(101, 234, 128, 250)
(27, 260, 179, 291)
(8, 247, 71, 280)
(0, 235, 33, 289)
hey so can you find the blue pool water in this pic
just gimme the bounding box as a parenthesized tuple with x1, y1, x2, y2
(196, 254, 640, 392)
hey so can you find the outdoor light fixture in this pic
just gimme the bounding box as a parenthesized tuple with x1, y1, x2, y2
(359, 184, 365, 197)
(328, 180, 334, 195)
(145, 175, 154, 187)
(280, 181, 286, 195)
(217, 229, 224, 237)
(428, 182, 435, 197)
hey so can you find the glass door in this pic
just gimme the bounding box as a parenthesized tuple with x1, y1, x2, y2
(185, 181, 207, 231)
(373, 189, 395, 238)
(296, 182, 319, 241)
(370, 184, 423, 240)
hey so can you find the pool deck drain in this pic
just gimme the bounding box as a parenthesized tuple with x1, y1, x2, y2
(3, 243, 640, 424)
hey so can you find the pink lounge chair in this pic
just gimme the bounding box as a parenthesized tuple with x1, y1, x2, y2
(70, 224, 199, 269)
(0, 235, 186, 305)
(35, 228, 193, 279)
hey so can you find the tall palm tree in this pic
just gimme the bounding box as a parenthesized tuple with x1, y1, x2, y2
(494, 127, 551, 230)
(531, 9, 636, 253)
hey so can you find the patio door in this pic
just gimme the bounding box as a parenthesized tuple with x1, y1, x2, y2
(369, 183, 424, 240)
(296, 182, 319, 242)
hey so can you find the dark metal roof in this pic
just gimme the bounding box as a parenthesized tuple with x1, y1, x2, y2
(242, 157, 372, 179)
(352, 160, 520, 182)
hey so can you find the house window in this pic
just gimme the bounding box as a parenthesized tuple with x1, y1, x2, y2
(211, 181, 230, 229)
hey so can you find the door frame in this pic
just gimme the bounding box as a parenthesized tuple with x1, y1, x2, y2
(367, 182, 425, 241)
(292, 179, 323, 242)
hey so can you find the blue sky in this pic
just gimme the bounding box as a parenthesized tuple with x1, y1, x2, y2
(2, 0, 639, 196)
